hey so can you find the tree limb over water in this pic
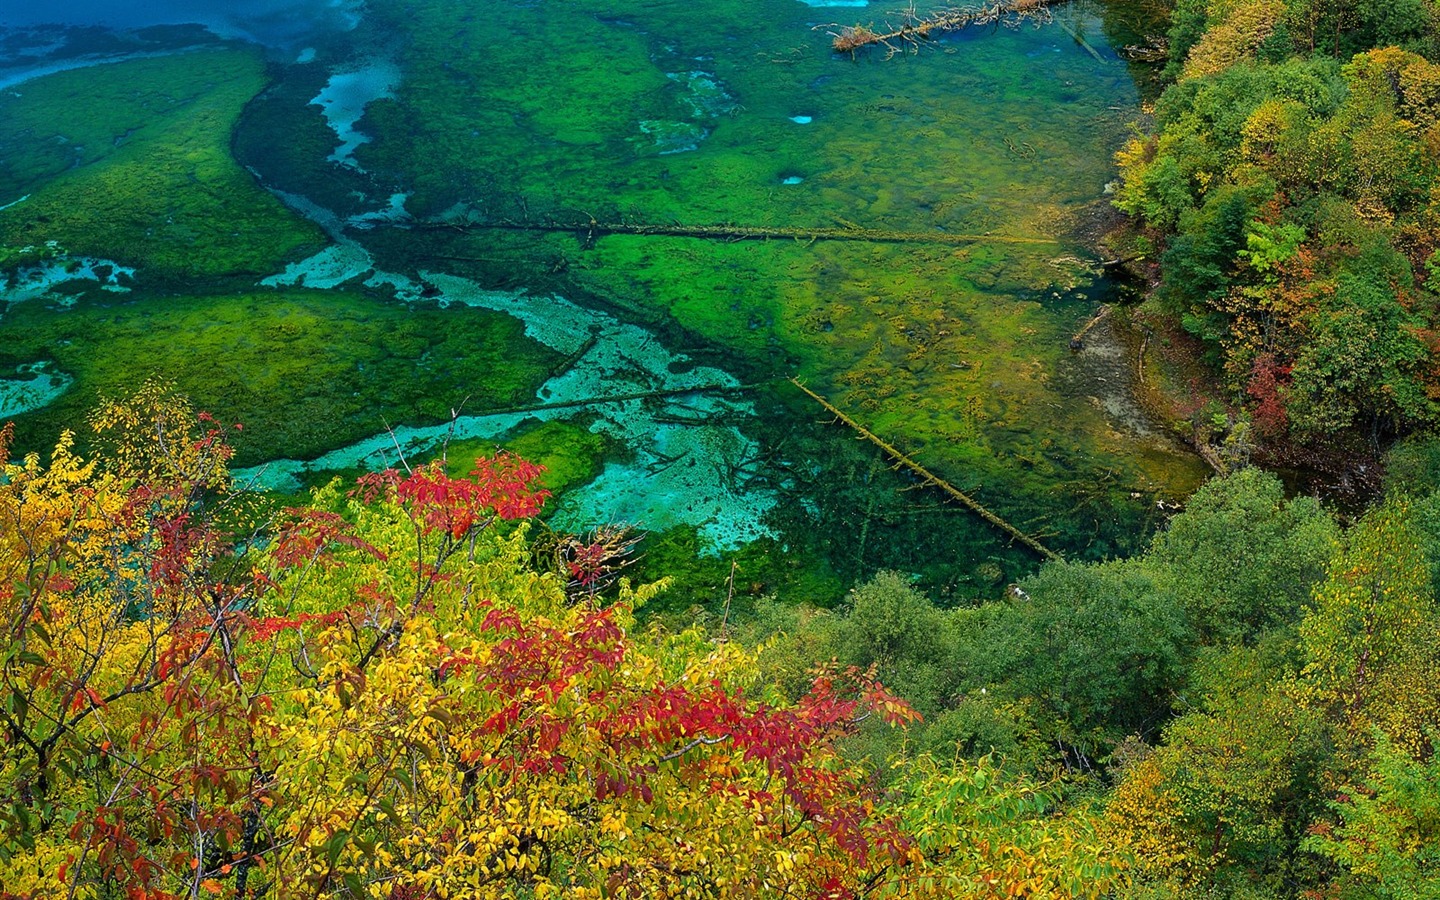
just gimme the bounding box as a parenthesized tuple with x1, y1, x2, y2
(825, 0, 1070, 58)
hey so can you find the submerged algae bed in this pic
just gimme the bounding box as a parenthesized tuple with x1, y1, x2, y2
(0, 0, 1207, 599)
(0, 47, 323, 278)
(346, 0, 1209, 568)
(0, 289, 560, 465)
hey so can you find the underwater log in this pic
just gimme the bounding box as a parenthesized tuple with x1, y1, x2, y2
(1053, 17, 1107, 64)
(480, 384, 757, 417)
(417, 218, 1060, 248)
(789, 378, 1062, 561)
(1068, 304, 1110, 350)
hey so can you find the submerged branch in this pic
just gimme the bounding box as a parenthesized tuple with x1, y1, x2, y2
(1068, 304, 1111, 350)
(480, 384, 760, 417)
(415, 218, 1059, 248)
(789, 378, 1061, 560)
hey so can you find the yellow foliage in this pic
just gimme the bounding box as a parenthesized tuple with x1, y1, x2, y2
(0, 393, 919, 899)
(1298, 502, 1439, 755)
(884, 754, 1129, 898)
(1104, 755, 1201, 887)
(1180, 0, 1287, 81)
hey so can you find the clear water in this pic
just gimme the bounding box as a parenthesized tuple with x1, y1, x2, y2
(0, 0, 1205, 597)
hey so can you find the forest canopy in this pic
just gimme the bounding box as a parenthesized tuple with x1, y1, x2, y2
(1116, 0, 1440, 444)
(2, 381, 1439, 898)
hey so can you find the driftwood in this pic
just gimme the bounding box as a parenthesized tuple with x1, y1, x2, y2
(1194, 442, 1230, 476)
(828, 0, 1070, 57)
(416, 218, 1059, 249)
(1121, 36, 1169, 62)
(789, 378, 1062, 560)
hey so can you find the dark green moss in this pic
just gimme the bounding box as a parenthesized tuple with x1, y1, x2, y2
(232, 58, 384, 218)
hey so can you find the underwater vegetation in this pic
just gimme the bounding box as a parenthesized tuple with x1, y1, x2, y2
(0, 288, 560, 466)
(341, 0, 1208, 562)
(0, 0, 1210, 595)
(0, 48, 322, 280)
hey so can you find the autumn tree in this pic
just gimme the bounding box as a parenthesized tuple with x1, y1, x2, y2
(1116, 2, 1440, 444)
(1305, 733, 1440, 898)
(1297, 500, 1440, 759)
(0, 386, 923, 899)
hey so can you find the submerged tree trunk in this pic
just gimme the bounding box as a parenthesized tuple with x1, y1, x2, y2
(789, 378, 1062, 560)
(417, 217, 1059, 249)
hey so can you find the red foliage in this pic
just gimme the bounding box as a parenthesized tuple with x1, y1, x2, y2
(566, 542, 610, 588)
(147, 513, 207, 588)
(274, 508, 387, 568)
(443, 603, 917, 869)
(1247, 353, 1292, 438)
(354, 452, 549, 538)
(250, 608, 352, 641)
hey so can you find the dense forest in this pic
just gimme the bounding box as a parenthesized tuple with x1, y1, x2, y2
(2, 392, 1438, 898)
(1116, 0, 1440, 452)
(4, 0, 1440, 897)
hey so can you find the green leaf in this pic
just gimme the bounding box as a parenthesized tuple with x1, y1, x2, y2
(327, 829, 349, 867)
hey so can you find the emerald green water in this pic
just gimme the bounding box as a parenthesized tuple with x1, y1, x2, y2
(0, 0, 1206, 600)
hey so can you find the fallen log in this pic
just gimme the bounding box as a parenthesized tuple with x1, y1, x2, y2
(828, 0, 1070, 57)
(1068, 304, 1110, 350)
(477, 384, 758, 418)
(1194, 442, 1230, 476)
(1053, 17, 1107, 64)
(789, 378, 1062, 560)
(415, 218, 1060, 248)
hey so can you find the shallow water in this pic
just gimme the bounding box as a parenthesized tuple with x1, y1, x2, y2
(0, 0, 1204, 596)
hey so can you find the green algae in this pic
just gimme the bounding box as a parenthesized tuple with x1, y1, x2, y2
(0, 48, 215, 198)
(313, 0, 1213, 562)
(0, 49, 323, 279)
(0, 288, 561, 466)
(357, 2, 676, 215)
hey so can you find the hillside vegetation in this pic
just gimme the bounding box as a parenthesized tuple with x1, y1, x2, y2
(1117, 0, 1440, 444)
(2, 384, 1438, 898)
